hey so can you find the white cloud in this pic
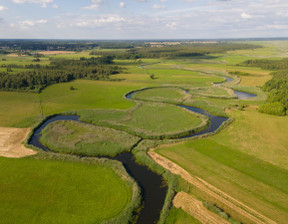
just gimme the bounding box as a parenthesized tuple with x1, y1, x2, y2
(37, 19, 48, 24)
(18, 19, 48, 29)
(119, 2, 125, 8)
(52, 4, 58, 8)
(241, 12, 253, 19)
(83, 4, 100, 10)
(12, 0, 54, 8)
(5, 0, 288, 39)
(19, 20, 36, 27)
(74, 15, 126, 27)
(83, 0, 104, 10)
(57, 24, 65, 29)
(267, 24, 288, 29)
(152, 4, 166, 9)
(0, 6, 8, 11)
(166, 22, 177, 29)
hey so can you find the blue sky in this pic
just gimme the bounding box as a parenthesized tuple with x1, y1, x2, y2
(0, 0, 288, 39)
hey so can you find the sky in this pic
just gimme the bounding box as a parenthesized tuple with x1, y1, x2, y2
(0, 0, 288, 39)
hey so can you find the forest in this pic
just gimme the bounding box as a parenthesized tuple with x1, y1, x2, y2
(90, 43, 261, 59)
(0, 40, 143, 52)
(0, 56, 121, 92)
(241, 59, 288, 115)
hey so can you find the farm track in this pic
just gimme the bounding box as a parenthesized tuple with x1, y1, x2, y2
(149, 149, 277, 224)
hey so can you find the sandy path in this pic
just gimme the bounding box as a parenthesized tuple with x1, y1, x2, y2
(148, 149, 276, 224)
(0, 127, 36, 158)
(173, 191, 230, 224)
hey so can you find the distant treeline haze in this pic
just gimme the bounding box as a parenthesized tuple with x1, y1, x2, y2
(90, 43, 261, 59)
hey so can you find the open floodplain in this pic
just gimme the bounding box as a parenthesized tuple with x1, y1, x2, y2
(0, 40, 288, 224)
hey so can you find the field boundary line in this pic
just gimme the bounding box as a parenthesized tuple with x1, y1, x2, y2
(148, 149, 276, 224)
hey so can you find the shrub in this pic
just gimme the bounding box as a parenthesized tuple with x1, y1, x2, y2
(229, 71, 251, 76)
(258, 102, 286, 116)
(203, 201, 241, 224)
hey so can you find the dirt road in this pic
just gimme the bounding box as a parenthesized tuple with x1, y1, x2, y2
(149, 149, 276, 224)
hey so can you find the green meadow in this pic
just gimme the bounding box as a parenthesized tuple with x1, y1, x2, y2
(0, 40, 288, 224)
(76, 102, 206, 139)
(0, 91, 41, 127)
(0, 155, 137, 224)
(132, 87, 186, 102)
(165, 208, 202, 224)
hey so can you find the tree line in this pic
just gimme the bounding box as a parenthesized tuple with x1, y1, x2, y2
(0, 40, 141, 52)
(241, 58, 288, 70)
(90, 43, 261, 59)
(241, 59, 288, 115)
(0, 56, 121, 93)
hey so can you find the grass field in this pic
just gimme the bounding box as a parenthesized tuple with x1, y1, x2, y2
(132, 87, 186, 102)
(165, 207, 202, 224)
(121, 103, 204, 136)
(40, 79, 138, 115)
(41, 120, 140, 156)
(0, 91, 41, 127)
(189, 86, 233, 98)
(156, 106, 288, 223)
(0, 156, 135, 224)
(144, 68, 224, 87)
(77, 102, 206, 139)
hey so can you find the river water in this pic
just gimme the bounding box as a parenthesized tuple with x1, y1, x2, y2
(29, 79, 255, 223)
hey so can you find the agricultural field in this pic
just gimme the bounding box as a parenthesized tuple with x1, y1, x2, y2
(155, 107, 288, 223)
(0, 40, 288, 224)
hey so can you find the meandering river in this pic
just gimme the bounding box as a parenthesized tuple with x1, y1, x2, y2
(217, 76, 257, 99)
(28, 77, 256, 223)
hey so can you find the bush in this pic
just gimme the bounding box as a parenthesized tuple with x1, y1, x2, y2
(258, 102, 286, 116)
(203, 201, 241, 224)
(229, 71, 251, 76)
